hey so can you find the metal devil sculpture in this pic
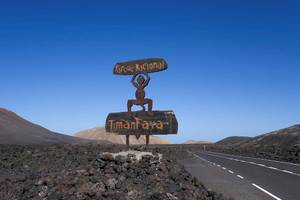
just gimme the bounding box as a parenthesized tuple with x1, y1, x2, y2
(105, 58, 178, 146)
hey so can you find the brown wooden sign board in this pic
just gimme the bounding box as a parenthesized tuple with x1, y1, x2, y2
(105, 111, 178, 135)
(114, 58, 168, 75)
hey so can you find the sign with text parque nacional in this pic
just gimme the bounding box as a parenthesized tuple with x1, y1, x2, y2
(114, 58, 168, 75)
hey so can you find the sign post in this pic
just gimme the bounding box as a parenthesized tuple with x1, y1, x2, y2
(105, 58, 178, 146)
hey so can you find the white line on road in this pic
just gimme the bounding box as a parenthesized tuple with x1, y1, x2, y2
(282, 170, 294, 174)
(205, 151, 300, 167)
(268, 167, 278, 170)
(200, 151, 300, 177)
(257, 164, 266, 167)
(237, 175, 244, 179)
(190, 152, 211, 163)
(191, 151, 287, 200)
(252, 183, 282, 200)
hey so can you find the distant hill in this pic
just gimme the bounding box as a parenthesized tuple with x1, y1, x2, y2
(216, 125, 300, 148)
(240, 125, 300, 148)
(212, 125, 300, 163)
(183, 140, 211, 144)
(216, 136, 252, 146)
(215, 125, 300, 148)
(0, 108, 94, 145)
(75, 127, 171, 145)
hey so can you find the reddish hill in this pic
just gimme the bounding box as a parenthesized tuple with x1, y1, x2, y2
(0, 108, 90, 145)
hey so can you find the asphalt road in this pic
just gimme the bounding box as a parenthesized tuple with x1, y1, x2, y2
(181, 151, 300, 200)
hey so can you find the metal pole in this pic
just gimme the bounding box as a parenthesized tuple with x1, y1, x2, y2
(146, 135, 149, 146)
(126, 135, 130, 146)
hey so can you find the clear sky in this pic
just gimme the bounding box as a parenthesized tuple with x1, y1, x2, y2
(0, 1, 299, 143)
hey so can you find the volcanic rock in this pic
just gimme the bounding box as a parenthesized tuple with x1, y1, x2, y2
(0, 144, 230, 200)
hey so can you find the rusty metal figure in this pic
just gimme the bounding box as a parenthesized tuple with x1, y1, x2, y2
(127, 72, 153, 116)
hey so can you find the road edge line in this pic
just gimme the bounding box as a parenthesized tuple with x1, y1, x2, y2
(252, 183, 282, 200)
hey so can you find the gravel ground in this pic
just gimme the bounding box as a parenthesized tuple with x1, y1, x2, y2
(0, 144, 230, 200)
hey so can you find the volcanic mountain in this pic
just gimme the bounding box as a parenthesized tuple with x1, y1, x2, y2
(215, 136, 252, 146)
(216, 125, 300, 148)
(240, 125, 300, 148)
(213, 125, 300, 163)
(0, 108, 89, 145)
(75, 127, 171, 145)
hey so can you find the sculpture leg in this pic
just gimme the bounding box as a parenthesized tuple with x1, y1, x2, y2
(146, 99, 153, 115)
(127, 100, 134, 115)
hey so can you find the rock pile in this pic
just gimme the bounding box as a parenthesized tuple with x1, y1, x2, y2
(0, 144, 228, 200)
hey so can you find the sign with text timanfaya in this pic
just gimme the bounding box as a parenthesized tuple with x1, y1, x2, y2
(105, 111, 178, 135)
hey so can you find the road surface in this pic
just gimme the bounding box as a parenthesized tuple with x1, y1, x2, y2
(181, 151, 300, 200)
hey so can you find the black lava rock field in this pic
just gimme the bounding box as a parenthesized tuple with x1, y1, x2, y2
(0, 144, 229, 200)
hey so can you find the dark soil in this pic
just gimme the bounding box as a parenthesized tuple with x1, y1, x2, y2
(0, 144, 229, 200)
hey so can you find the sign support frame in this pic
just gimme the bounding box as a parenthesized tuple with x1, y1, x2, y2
(106, 58, 178, 146)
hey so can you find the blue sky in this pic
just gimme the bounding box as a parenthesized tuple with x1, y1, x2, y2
(0, 1, 299, 143)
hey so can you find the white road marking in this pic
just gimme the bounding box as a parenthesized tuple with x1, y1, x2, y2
(282, 170, 294, 174)
(191, 152, 246, 183)
(252, 183, 282, 200)
(205, 151, 300, 167)
(257, 164, 266, 167)
(199, 151, 300, 177)
(190, 151, 294, 199)
(237, 175, 244, 179)
(189, 152, 210, 163)
(268, 167, 278, 170)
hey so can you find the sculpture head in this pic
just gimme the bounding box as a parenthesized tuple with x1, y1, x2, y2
(131, 72, 150, 89)
(137, 75, 146, 86)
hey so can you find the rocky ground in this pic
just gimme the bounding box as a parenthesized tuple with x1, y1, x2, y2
(0, 144, 230, 200)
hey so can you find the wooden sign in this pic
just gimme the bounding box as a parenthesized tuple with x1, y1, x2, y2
(114, 58, 168, 75)
(105, 111, 178, 135)
(107, 58, 177, 145)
